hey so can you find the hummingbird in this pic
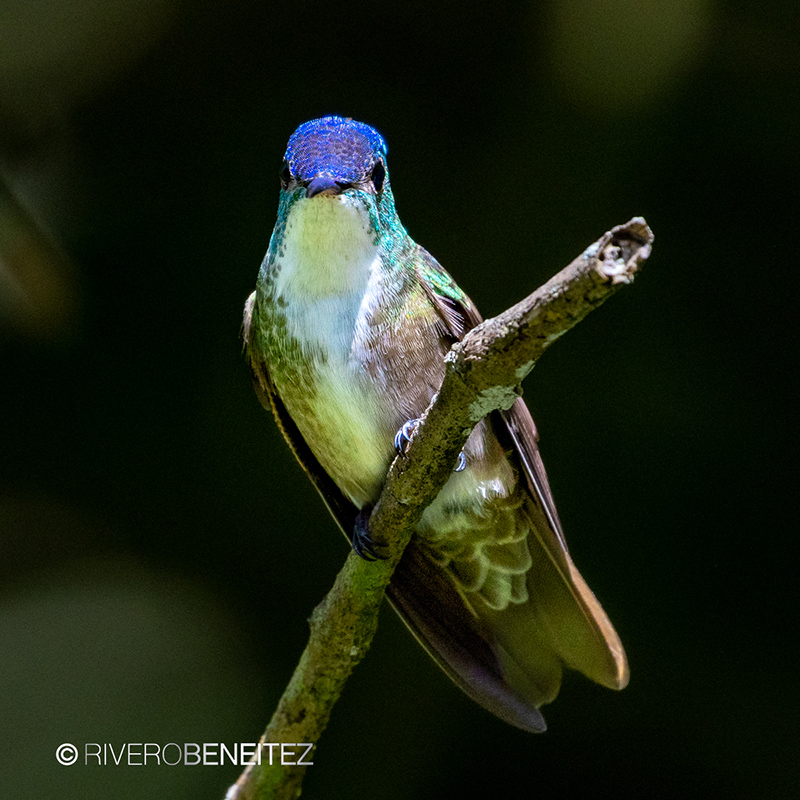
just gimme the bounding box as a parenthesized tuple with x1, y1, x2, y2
(243, 116, 628, 732)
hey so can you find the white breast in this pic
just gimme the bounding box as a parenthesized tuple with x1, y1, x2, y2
(274, 195, 381, 358)
(271, 194, 392, 505)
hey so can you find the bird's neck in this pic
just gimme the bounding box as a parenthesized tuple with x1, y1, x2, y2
(265, 195, 405, 361)
(272, 195, 379, 298)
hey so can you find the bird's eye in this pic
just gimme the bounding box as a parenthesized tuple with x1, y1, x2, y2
(371, 160, 386, 194)
(279, 160, 292, 189)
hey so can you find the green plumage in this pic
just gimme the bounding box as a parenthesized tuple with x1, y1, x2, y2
(244, 117, 628, 732)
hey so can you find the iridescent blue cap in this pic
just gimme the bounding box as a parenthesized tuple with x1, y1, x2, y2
(285, 117, 387, 183)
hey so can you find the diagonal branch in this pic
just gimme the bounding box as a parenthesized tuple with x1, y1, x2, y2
(226, 217, 653, 800)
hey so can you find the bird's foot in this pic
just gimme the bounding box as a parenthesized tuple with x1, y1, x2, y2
(393, 418, 420, 455)
(352, 506, 387, 561)
(393, 418, 466, 472)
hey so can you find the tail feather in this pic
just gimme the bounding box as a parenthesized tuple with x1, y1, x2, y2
(387, 542, 548, 732)
(387, 506, 628, 731)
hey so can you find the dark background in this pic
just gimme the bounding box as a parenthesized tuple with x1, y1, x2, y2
(1, 1, 797, 798)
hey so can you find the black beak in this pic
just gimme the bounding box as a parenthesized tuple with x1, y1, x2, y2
(306, 176, 350, 198)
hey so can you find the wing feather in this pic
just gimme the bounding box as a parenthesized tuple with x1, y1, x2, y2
(414, 254, 629, 701)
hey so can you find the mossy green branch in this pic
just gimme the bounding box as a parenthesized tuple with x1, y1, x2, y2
(226, 217, 653, 800)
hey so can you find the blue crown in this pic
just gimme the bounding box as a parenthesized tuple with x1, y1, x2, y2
(285, 117, 387, 183)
